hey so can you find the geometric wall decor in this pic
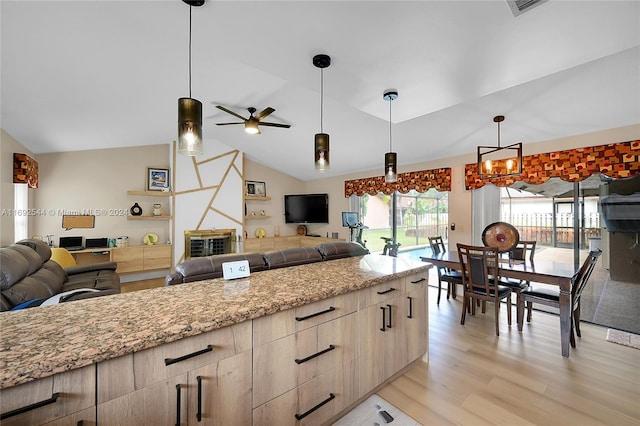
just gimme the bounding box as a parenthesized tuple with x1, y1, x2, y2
(13, 153, 38, 188)
(345, 167, 451, 197)
(171, 141, 243, 265)
(464, 140, 640, 190)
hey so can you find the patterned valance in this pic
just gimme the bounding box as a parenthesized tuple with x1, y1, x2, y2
(345, 168, 451, 197)
(464, 140, 640, 190)
(13, 153, 38, 189)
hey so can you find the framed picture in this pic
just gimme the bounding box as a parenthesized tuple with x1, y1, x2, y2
(146, 167, 170, 191)
(245, 180, 266, 197)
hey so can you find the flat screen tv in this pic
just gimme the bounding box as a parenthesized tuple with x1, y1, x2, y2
(284, 193, 329, 224)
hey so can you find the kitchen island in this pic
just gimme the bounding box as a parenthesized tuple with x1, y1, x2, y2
(1, 254, 430, 425)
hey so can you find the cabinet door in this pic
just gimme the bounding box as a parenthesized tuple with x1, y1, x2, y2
(187, 350, 252, 425)
(98, 373, 187, 426)
(111, 246, 144, 273)
(0, 365, 95, 426)
(143, 244, 172, 270)
(404, 285, 428, 363)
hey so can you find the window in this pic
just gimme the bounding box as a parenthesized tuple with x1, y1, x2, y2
(14, 183, 28, 241)
(353, 189, 449, 252)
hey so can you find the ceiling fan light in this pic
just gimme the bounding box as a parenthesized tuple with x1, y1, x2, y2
(315, 133, 330, 172)
(385, 152, 397, 183)
(245, 119, 260, 134)
(178, 97, 203, 156)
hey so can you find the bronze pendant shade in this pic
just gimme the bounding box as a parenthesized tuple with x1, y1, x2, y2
(178, 97, 203, 156)
(178, 0, 204, 156)
(383, 90, 398, 183)
(477, 115, 523, 177)
(313, 54, 331, 172)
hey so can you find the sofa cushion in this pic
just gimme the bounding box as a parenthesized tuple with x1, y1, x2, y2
(16, 239, 52, 263)
(316, 241, 369, 261)
(263, 247, 323, 270)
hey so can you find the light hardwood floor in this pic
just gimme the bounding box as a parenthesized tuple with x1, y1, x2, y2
(377, 285, 640, 426)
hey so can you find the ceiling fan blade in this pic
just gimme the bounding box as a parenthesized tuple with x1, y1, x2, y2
(255, 107, 275, 121)
(216, 105, 248, 121)
(259, 122, 291, 128)
(215, 122, 244, 126)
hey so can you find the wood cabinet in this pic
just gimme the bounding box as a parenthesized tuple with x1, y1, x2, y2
(97, 322, 252, 425)
(356, 270, 428, 398)
(244, 236, 344, 253)
(252, 293, 358, 425)
(111, 244, 171, 274)
(0, 365, 95, 425)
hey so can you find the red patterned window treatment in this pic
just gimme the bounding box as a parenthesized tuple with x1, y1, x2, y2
(464, 140, 640, 190)
(13, 153, 38, 189)
(344, 168, 451, 197)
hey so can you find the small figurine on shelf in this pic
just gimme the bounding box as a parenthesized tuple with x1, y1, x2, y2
(130, 202, 143, 216)
(152, 203, 163, 216)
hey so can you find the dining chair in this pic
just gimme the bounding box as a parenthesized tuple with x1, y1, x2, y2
(502, 240, 537, 315)
(517, 249, 602, 347)
(428, 236, 462, 305)
(457, 243, 512, 336)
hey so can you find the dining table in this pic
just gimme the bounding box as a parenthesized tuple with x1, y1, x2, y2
(420, 251, 578, 358)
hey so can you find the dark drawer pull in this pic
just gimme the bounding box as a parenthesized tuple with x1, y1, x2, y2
(165, 345, 213, 366)
(1, 393, 59, 420)
(380, 306, 386, 332)
(196, 375, 203, 422)
(377, 287, 396, 295)
(175, 384, 182, 426)
(294, 393, 336, 420)
(295, 306, 335, 321)
(407, 296, 414, 319)
(387, 304, 393, 329)
(295, 345, 336, 364)
(411, 277, 426, 284)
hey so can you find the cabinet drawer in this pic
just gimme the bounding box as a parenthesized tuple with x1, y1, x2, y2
(143, 244, 171, 270)
(404, 270, 429, 289)
(358, 278, 404, 309)
(253, 359, 357, 426)
(0, 365, 95, 425)
(112, 247, 144, 273)
(253, 292, 358, 347)
(133, 321, 251, 389)
(253, 313, 356, 408)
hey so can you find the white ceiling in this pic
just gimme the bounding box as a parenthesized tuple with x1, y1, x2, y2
(2, 1, 639, 181)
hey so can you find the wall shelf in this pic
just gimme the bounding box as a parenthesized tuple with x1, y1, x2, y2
(127, 190, 172, 197)
(245, 215, 271, 220)
(245, 196, 271, 201)
(127, 215, 172, 220)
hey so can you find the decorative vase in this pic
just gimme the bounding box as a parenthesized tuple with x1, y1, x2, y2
(130, 202, 143, 216)
(152, 203, 163, 216)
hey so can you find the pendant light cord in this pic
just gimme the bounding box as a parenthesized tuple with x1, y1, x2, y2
(320, 68, 324, 133)
(497, 119, 501, 148)
(188, 5, 193, 98)
(388, 97, 392, 152)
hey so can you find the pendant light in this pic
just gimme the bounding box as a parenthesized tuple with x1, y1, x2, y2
(178, 0, 204, 157)
(313, 54, 331, 172)
(477, 115, 523, 177)
(384, 90, 398, 183)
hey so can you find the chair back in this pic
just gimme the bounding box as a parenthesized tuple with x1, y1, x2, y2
(571, 249, 602, 302)
(428, 236, 446, 255)
(457, 243, 501, 295)
(509, 240, 536, 262)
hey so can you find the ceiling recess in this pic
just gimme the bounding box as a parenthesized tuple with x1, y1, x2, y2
(506, 0, 548, 17)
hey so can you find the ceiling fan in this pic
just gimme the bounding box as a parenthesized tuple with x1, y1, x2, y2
(215, 105, 291, 134)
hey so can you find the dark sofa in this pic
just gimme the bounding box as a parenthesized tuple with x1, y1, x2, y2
(0, 239, 121, 311)
(166, 241, 369, 286)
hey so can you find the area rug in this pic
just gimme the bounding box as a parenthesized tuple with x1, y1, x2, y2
(606, 329, 640, 349)
(332, 394, 421, 426)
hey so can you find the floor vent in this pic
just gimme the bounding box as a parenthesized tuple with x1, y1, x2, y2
(506, 0, 548, 17)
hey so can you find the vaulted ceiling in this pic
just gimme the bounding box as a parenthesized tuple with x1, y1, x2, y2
(2, 1, 638, 181)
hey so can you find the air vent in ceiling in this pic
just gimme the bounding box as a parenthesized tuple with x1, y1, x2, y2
(506, 0, 548, 17)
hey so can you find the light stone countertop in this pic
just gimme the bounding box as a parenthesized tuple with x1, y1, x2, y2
(0, 254, 430, 389)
